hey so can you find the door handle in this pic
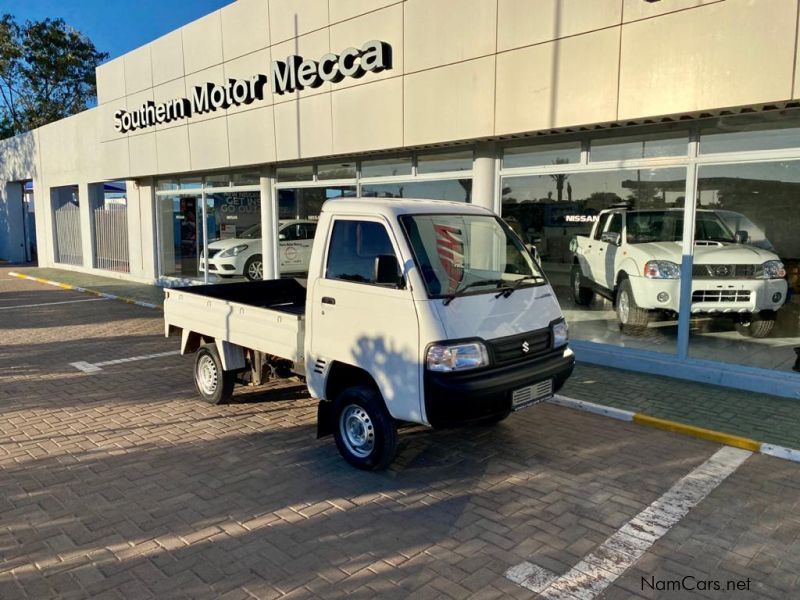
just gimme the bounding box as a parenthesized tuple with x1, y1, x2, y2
(321, 296, 336, 305)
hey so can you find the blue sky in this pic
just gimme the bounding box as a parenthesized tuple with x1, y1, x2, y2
(0, 0, 232, 62)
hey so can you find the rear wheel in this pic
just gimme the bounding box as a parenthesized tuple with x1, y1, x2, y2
(736, 311, 776, 338)
(244, 255, 263, 281)
(571, 265, 594, 306)
(333, 385, 397, 470)
(616, 279, 649, 333)
(194, 344, 235, 404)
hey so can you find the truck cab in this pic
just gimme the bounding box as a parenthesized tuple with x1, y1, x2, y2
(166, 198, 574, 469)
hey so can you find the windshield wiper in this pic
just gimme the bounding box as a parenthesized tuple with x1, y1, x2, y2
(495, 274, 546, 298)
(442, 279, 505, 305)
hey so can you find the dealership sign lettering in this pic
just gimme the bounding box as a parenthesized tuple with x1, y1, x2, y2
(114, 40, 392, 133)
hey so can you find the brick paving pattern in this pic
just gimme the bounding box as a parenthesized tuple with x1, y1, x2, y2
(1, 267, 798, 599)
(563, 364, 800, 450)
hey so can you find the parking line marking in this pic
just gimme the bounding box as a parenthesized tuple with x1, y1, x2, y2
(506, 446, 751, 598)
(70, 351, 180, 373)
(0, 298, 108, 310)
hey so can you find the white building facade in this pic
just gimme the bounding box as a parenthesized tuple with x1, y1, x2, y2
(1, 0, 800, 397)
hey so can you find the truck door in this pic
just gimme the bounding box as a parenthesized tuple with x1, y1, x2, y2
(601, 213, 623, 290)
(583, 213, 611, 287)
(309, 217, 422, 423)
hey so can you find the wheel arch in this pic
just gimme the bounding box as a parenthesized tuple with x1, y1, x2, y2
(324, 361, 380, 404)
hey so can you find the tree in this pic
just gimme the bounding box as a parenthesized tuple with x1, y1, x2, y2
(548, 158, 570, 202)
(0, 14, 107, 138)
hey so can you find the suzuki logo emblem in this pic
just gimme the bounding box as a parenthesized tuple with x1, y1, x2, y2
(522, 341, 530, 353)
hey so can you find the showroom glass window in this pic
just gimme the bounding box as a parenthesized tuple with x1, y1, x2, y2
(155, 173, 260, 282)
(501, 157, 686, 355)
(689, 159, 800, 371)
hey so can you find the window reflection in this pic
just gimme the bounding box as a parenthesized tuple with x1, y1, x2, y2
(361, 179, 472, 202)
(502, 167, 686, 355)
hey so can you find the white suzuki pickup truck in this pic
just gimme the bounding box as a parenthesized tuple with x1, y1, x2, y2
(165, 199, 574, 469)
(570, 207, 787, 337)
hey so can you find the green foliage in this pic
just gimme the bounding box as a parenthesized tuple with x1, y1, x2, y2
(0, 14, 107, 138)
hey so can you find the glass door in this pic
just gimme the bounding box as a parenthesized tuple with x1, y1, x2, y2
(157, 195, 202, 279)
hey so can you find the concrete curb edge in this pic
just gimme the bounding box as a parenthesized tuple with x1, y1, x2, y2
(552, 394, 800, 465)
(8, 271, 161, 311)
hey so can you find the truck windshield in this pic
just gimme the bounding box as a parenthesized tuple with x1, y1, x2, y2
(627, 211, 734, 244)
(399, 214, 546, 299)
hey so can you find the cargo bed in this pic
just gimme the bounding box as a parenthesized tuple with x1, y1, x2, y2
(163, 279, 307, 370)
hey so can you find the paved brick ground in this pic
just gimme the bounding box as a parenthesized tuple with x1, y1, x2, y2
(1, 267, 799, 599)
(562, 364, 800, 450)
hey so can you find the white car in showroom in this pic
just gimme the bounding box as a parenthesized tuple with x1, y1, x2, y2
(570, 208, 787, 337)
(201, 220, 317, 280)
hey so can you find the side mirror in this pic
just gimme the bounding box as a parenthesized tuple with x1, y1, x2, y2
(374, 254, 403, 287)
(278, 233, 286, 241)
(601, 231, 621, 246)
(734, 230, 749, 244)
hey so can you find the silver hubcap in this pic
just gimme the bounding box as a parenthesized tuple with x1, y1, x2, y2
(573, 272, 581, 297)
(339, 404, 375, 458)
(619, 290, 630, 323)
(248, 260, 263, 280)
(196, 354, 218, 396)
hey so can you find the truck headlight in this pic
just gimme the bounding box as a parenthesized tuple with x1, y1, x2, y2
(552, 320, 568, 348)
(644, 260, 680, 279)
(756, 260, 786, 279)
(218, 244, 248, 258)
(426, 342, 489, 372)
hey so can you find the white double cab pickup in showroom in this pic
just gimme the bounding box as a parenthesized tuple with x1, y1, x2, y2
(165, 198, 574, 469)
(570, 207, 788, 337)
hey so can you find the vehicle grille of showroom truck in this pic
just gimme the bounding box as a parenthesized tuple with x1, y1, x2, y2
(569, 207, 788, 338)
(164, 199, 575, 469)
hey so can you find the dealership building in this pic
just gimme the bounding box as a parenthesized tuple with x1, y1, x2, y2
(0, 0, 799, 398)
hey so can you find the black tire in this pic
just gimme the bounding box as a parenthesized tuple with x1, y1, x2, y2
(571, 264, 594, 306)
(194, 344, 235, 404)
(244, 255, 263, 281)
(616, 278, 649, 333)
(736, 311, 776, 338)
(333, 385, 397, 471)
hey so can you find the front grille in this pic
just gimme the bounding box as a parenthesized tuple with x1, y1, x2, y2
(313, 358, 326, 375)
(692, 290, 752, 303)
(692, 264, 757, 279)
(488, 327, 551, 365)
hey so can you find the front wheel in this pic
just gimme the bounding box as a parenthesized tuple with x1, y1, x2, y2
(244, 255, 263, 281)
(333, 386, 397, 470)
(616, 279, 649, 333)
(194, 344, 235, 404)
(736, 311, 776, 338)
(571, 265, 594, 306)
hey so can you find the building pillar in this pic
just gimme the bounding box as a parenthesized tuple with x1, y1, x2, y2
(472, 141, 498, 213)
(135, 179, 159, 281)
(260, 167, 278, 280)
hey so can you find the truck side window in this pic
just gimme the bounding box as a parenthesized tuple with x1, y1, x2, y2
(326, 220, 396, 284)
(593, 214, 611, 240)
(607, 213, 622, 236)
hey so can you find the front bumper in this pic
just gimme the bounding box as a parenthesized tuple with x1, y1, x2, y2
(199, 257, 242, 276)
(628, 277, 787, 314)
(423, 347, 575, 428)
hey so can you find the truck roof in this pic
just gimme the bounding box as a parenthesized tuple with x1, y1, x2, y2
(321, 197, 494, 219)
